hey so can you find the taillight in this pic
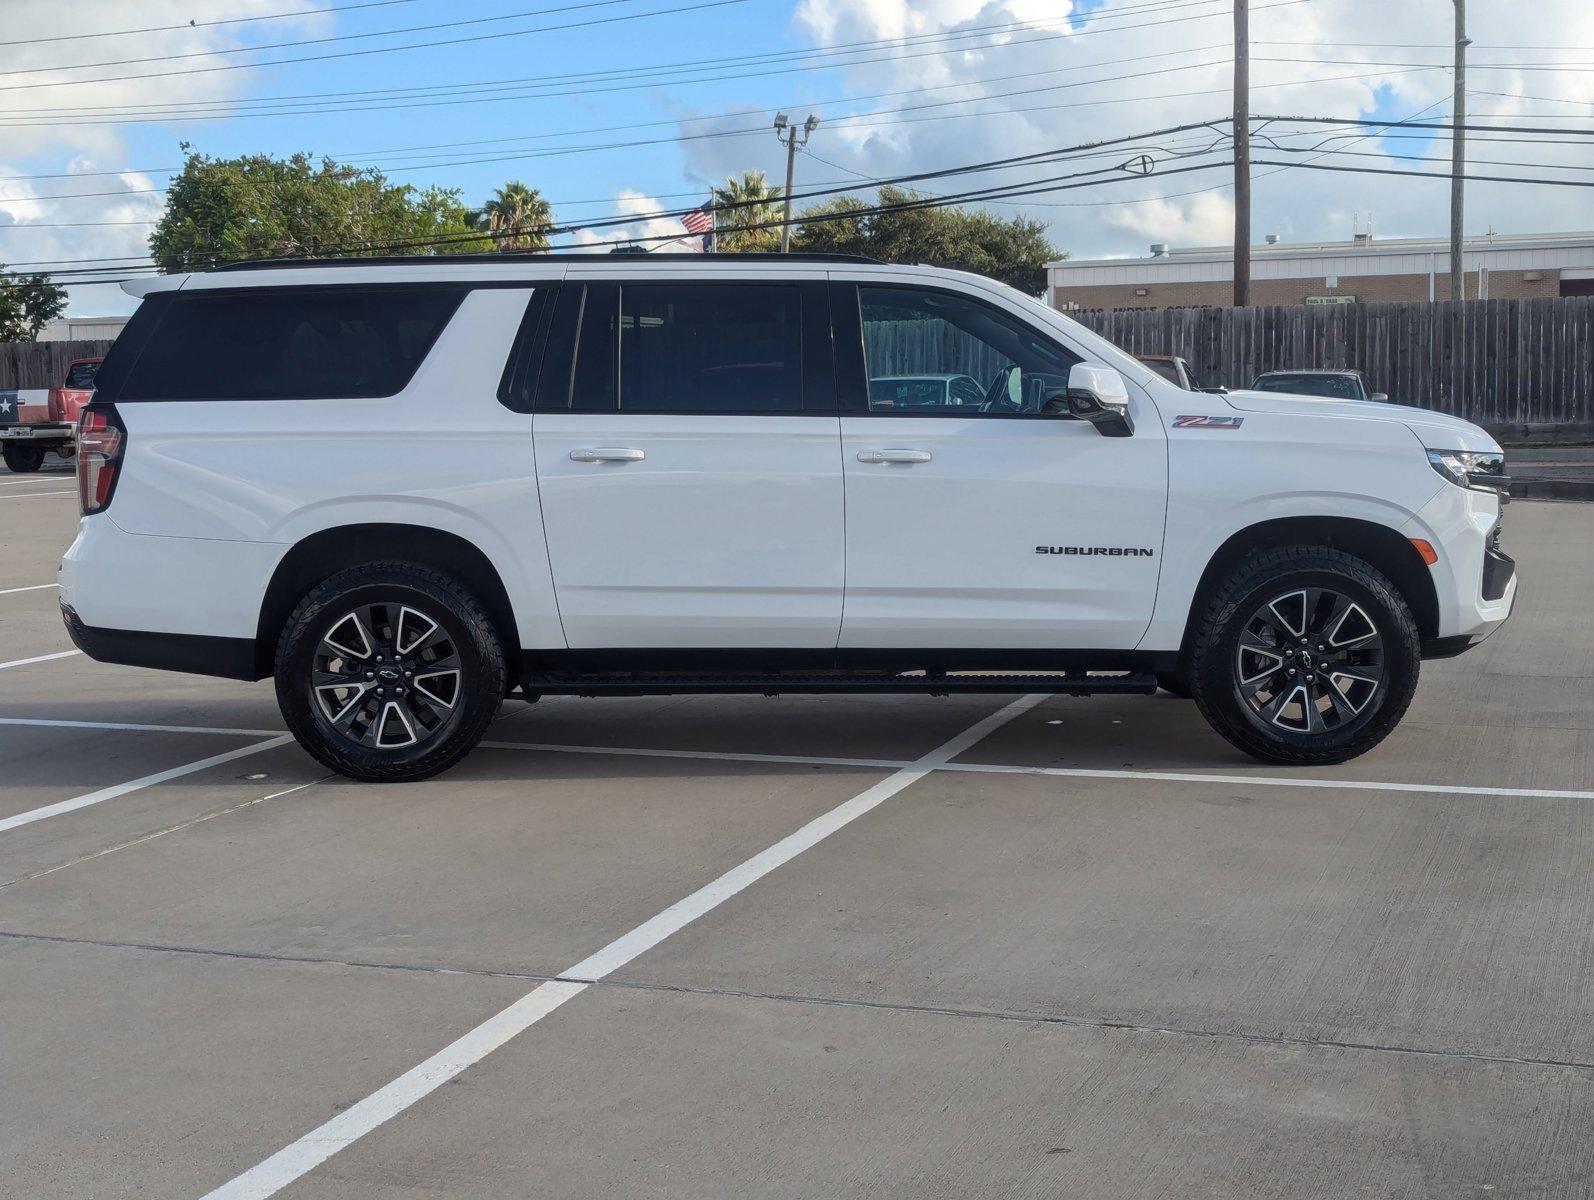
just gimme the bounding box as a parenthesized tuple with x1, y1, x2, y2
(77, 405, 125, 515)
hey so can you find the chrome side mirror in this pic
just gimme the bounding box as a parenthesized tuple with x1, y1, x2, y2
(1065, 363, 1134, 437)
(1369, 392, 1389, 403)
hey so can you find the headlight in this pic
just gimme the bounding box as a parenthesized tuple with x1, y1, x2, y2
(1427, 448, 1510, 496)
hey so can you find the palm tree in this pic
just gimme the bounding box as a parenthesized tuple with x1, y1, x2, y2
(471, 182, 554, 251)
(711, 170, 783, 252)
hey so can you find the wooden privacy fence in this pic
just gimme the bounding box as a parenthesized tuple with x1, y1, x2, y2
(864, 319, 1007, 384)
(0, 340, 114, 390)
(1072, 297, 1594, 441)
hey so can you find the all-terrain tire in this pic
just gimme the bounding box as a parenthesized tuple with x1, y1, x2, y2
(275, 562, 506, 782)
(1187, 545, 1420, 765)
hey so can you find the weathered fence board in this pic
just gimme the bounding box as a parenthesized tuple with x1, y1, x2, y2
(1072, 297, 1594, 439)
(0, 340, 114, 389)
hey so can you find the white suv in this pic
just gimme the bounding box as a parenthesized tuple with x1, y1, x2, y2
(60, 254, 1516, 781)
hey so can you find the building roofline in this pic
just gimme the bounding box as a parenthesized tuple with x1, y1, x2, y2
(1047, 230, 1594, 270)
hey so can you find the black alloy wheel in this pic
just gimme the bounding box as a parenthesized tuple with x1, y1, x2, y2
(1233, 587, 1386, 735)
(1187, 546, 1420, 765)
(311, 602, 464, 752)
(275, 563, 506, 782)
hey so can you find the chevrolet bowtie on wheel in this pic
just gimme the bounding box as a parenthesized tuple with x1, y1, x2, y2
(59, 254, 1515, 781)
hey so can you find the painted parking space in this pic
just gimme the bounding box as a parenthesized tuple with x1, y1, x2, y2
(0, 934, 532, 1200)
(612, 766, 1594, 1067)
(0, 479, 1587, 1197)
(0, 744, 905, 980)
(268, 985, 1594, 1200)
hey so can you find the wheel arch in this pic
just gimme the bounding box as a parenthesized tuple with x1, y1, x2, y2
(1179, 516, 1439, 658)
(256, 523, 521, 678)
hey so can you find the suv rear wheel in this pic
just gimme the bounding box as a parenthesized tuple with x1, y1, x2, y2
(1188, 546, 1420, 765)
(275, 563, 507, 782)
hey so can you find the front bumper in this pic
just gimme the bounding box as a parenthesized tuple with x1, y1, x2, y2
(1401, 483, 1517, 653)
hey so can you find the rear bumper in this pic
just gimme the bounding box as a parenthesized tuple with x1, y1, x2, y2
(0, 422, 73, 443)
(61, 603, 260, 681)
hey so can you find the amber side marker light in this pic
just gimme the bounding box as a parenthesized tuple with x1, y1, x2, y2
(1409, 538, 1439, 565)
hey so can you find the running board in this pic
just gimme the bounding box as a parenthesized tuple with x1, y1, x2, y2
(519, 671, 1159, 698)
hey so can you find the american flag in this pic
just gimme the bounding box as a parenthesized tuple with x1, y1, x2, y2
(681, 200, 714, 252)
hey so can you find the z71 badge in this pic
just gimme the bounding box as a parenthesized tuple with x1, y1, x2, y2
(1173, 414, 1244, 429)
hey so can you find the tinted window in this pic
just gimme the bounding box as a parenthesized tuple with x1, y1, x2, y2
(1254, 373, 1361, 400)
(619, 284, 802, 414)
(1141, 358, 1182, 385)
(64, 361, 100, 389)
(859, 286, 1080, 416)
(115, 286, 464, 401)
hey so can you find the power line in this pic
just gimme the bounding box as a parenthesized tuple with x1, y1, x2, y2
(0, 41, 1237, 179)
(2, 0, 1307, 122)
(0, 0, 655, 77)
(0, 0, 753, 93)
(1250, 160, 1594, 187)
(8, 121, 1236, 272)
(0, 0, 422, 46)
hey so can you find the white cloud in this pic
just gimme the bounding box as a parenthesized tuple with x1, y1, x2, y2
(680, 0, 1594, 260)
(566, 188, 703, 251)
(0, 1, 328, 313)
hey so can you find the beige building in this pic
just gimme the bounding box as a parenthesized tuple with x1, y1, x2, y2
(39, 314, 130, 342)
(1048, 231, 1594, 311)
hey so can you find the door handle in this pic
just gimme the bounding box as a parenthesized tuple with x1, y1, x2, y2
(569, 447, 645, 463)
(857, 448, 932, 464)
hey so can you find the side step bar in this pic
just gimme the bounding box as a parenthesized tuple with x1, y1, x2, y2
(519, 671, 1159, 698)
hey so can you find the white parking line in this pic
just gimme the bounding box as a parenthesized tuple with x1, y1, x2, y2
(0, 583, 58, 595)
(2, 716, 1589, 803)
(0, 716, 284, 737)
(936, 760, 1594, 802)
(481, 739, 908, 772)
(0, 490, 76, 500)
(0, 735, 294, 835)
(0, 650, 80, 671)
(484, 739, 1594, 803)
(198, 695, 1046, 1200)
(0, 477, 72, 487)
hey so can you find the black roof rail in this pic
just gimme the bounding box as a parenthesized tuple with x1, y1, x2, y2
(209, 251, 883, 272)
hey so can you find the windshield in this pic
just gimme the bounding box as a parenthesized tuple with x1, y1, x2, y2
(1254, 373, 1361, 400)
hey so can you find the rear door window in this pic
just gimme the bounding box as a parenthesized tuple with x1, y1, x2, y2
(110, 286, 465, 401)
(619, 283, 802, 414)
(539, 282, 812, 415)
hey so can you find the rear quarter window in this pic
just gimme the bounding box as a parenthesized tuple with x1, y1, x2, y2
(106, 286, 466, 402)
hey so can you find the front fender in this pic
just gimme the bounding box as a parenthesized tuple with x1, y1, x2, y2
(1138, 411, 1444, 651)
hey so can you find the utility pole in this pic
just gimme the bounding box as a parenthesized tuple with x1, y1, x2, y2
(1232, 0, 1250, 307)
(774, 113, 820, 253)
(1450, 0, 1469, 301)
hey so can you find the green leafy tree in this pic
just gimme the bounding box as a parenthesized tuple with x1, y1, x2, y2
(149, 151, 487, 271)
(0, 269, 67, 341)
(794, 186, 1062, 293)
(469, 181, 555, 251)
(711, 170, 783, 252)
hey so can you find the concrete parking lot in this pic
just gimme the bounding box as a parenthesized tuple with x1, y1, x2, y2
(3, 458, 1592, 1198)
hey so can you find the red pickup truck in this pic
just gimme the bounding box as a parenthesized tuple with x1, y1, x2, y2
(0, 357, 101, 472)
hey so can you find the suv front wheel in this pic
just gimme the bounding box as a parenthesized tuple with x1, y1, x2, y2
(1188, 546, 1420, 765)
(275, 563, 507, 782)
